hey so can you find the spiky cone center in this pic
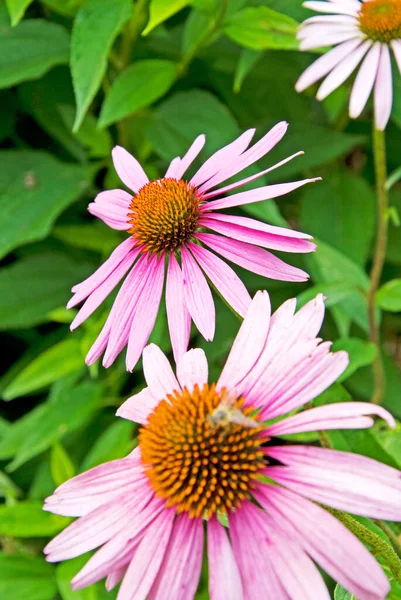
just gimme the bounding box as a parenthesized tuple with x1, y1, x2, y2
(139, 384, 267, 518)
(359, 0, 401, 42)
(128, 178, 201, 255)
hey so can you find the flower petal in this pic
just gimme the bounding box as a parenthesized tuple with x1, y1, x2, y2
(303, 1, 360, 17)
(166, 254, 191, 363)
(176, 349, 208, 392)
(142, 343, 181, 399)
(117, 387, 160, 425)
(112, 146, 149, 193)
(375, 43, 393, 131)
(392, 39, 401, 74)
(349, 42, 381, 119)
(181, 247, 215, 341)
(207, 516, 243, 600)
(88, 189, 132, 230)
(165, 135, 206, 180)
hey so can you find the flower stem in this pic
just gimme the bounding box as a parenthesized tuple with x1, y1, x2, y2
(375, 520, 401, 560)
(368, 127, 388, 405)
(119, 0, 151, 70)
(325, 507, 401, 585)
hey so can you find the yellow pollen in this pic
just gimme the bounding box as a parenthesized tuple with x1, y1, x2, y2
(139, 384, 267, 518)
(359, 0, 401, 42)
(128, 178, 201, 255)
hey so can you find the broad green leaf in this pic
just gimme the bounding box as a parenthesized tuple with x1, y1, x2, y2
(301, 173, 375, 266)
(371, 420, 401, 469)
(296, 282, 360, 310)
(57, 554, 118, 600)
(0, 19, 69, 88)
(59, 105, 112, 158)
(51, 443, 76, 487)
(5, 0, 34, 26)
(332, 338, 377, 381)
(7, 381, 103, 470)
(143, 0, 189, 35)
(182, 9, 211, 56)
(0, 470, 21, 500)
(81, 420, 134, 470)
(0, 404, 48, 460)
(41, 0, 83, 17)
(224, 7, 299, 50)
(3, 339, 85, 400)
(0, 501, 69, 536)
(0, 151, 92, 260)
(71, 0, 131, 131)
(0, 553, 57, 600)
(262, 0, 310, 21)
(334, 586, 356, 600)
(0, 90, 16, 142)
(0, 252, 95, 330)
(53, 223, 123, 255)
(376, 279, 401, 312)
(99, 59, 177, 128)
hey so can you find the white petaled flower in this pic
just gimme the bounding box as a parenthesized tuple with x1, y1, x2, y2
(296, 0, 401, 130)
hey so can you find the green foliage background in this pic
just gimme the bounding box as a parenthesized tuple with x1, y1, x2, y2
(1, 0, 401, 598)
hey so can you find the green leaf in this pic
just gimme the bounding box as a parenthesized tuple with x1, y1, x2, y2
(0, 19, 69, 88)
(376, 279, 401, 312)
(6, 381, 103, 470)
(5, 0, 34, 26)
(334, 586, 356, 600)
(0, 470, 21, 501)
(3, 339, 85, 400)
(51, 443, 76, 487)
(41, 0, 83, 17)
(99, 59, 177, 128)
(0, 404, 48, 460)
(143, 0, 189, 35)
(332, 338, 377, 381)
(233, 48, 262, 93)
(57, 554, 118, 600)
(0, 252, 95, 330)
(81, 420, 134, 470)
(0, 151, 92, 260)
(224, 6, 299, 50)
(0, 553, 57, 600)
(301, 173, 376, 266)
(53, 222, 123, 255)
(371, 420, 401, 469)
(0, 501, 69, 537)
(71, 0, 131, 131)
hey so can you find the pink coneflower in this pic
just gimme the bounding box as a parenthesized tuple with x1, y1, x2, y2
(68, 122, 318, 370)
(44, 292, 399, 600)
(296, 0, 401, 130)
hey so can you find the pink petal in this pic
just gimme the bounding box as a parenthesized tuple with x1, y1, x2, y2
(296, 38, 362, 92)
(70, 248, 139, 330)
(201, 212, 313, 240)
(166, 254, 191, 363)
(217, 291, 271, 393)
(189, 242, 251, 318)
(316, 40, 372, 101)
(208, 517, 243, 600)
(88, 189, 132, 230)
(266, 402, 395, 436)
(255, 485, 390, 600)
(176, 348, 208, 392)
(117, 509, 175, 600)
(197, 233, 309, 282)
(349, 42, 381, 118)
(197, 122, 288, 194)
(165, 135, 206, 180)
(190, 129, 255, 188)
(200, 216, 316, 253)
(181, 247, 215, 341)
(116, 387, 160, 425)
(142, 343, 181, 399)
(125, 256, 165, 371)
(392, 39, 401, 74)
(106, 566, 126, 591)
(148, 514, 204, 600)
(303, 1, 360, 17)
(203, 178, 320, 211)
(112, 146, 149, 193)
(375, 44, 393, 131)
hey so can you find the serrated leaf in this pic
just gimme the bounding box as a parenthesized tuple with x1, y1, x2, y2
(376, 279, 401, 312)
(0, 553, 57, 600)
(51, 443, 76, 487)
(71, 0, 131, 131)
(0, 501, 69, 537)
(0, 151, 92, 260)
(99, 59, 177, 128)
(224, 6, 299, 50)
(0, 19, 69, 88)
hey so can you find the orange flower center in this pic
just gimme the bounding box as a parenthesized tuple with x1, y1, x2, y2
(128, 178, 201, 255)
(359, 0, 401, 42)
(139, 384, 267, 518)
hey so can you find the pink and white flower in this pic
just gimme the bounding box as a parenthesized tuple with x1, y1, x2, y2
(44, 292, 399, 600)
(296, 0, 401, 130)
(68, 122, 318, 371)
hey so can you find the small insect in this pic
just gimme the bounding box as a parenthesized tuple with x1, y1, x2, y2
(207, 390, 259, 431)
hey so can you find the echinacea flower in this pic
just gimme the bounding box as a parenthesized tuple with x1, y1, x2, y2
(296, 0, 401, 130)
(44, 292, 399, 600)
(68, 122, 318, 371)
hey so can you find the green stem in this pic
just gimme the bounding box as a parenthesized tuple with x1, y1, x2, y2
(375, 520, 401, 560)
(119, 0, 151, 69)
(325, 507, 401, 585)
(368, 127, 388, 405)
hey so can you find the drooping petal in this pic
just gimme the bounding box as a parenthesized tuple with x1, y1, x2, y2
(142, 343, 181, 399)
(112, 146, 149, 193)
(217, 291, 271, 393)
(349, 42, 381, 119)
(197, 233, 309, 282)
(266, 402, 395, 436)
(201, 212, 313, 239)
(189, 242, 251, 318)
(181, 247, 215, 341)
(207, 516, 243, 600)
(117, 387, 160, 425)
(255, 485, 390, 600)
(148, 514, 203, 600)
(176, 349, 208, 392)
(374, 44, 393, 131)
(165, 135, 206, 180)
(166, 254, 191, 363)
